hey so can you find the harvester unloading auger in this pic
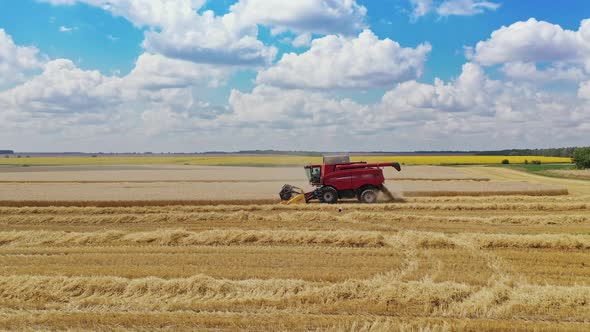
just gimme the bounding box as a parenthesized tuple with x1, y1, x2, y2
(279, 155, 401, 205)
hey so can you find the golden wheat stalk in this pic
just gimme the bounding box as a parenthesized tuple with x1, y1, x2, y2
(0, 229, 386, 248)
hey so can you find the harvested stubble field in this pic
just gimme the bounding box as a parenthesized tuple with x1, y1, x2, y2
(0, 198, 589, 331)
(0, 166, 588, 331)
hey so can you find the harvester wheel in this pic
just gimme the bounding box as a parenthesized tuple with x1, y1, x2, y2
(320, 187, 338, 204)
(360, 189, 378, 204)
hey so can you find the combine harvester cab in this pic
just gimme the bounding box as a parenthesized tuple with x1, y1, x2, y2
(280, 154, 401, 204)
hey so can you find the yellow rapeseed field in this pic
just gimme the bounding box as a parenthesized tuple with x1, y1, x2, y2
(0, 155, 572, 166)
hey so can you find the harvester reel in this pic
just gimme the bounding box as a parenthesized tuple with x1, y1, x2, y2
(279, 184, 302, 201)
(279, 184, 310, 205)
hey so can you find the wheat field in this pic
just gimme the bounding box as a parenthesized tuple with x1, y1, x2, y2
(1, 195, 589, 331)
(548, 169, 590, 180)
(0, 165, 568, 201)
(0, 165, 588, 331)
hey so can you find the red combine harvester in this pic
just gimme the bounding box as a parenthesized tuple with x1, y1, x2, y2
(279, 155, 401, 204)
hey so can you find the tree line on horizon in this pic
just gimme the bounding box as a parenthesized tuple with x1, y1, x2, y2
(475, 147, 580, 158)
(234, 148, 585, 158)
(2, 148, 588, 159)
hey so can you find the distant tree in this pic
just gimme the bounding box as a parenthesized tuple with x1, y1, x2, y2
(573, 147, 590, 169)
(524, 159, 529, 165)
(501, 159, 510, 165)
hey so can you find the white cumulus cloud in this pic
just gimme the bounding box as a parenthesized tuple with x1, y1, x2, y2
(0, 59, 121, 114)
(39, 0, 208, 27)
(0, 50, 230, 122)
(381, 63, 499, 114)
(40, 0, 277, 66)
(230, 0, 366, 35)
(40, 0, 372, 66)
(232, 61, 589, 150)
(0, 29, 44, 86)
(141, 10, 277, 66)
(229, 84, 369, 129)
(501, 62, 587, 83)
(256, 30, 432, 90)
(0, 53, 232, 144)
(470, 18, 590, 66)
(4, 6, 590, 151)
(125, 53, 232, 90)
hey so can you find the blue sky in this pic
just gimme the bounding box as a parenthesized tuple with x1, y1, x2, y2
(1, 0, 590, 152)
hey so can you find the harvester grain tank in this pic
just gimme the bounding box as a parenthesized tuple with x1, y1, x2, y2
(279, 155, 401, 204)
